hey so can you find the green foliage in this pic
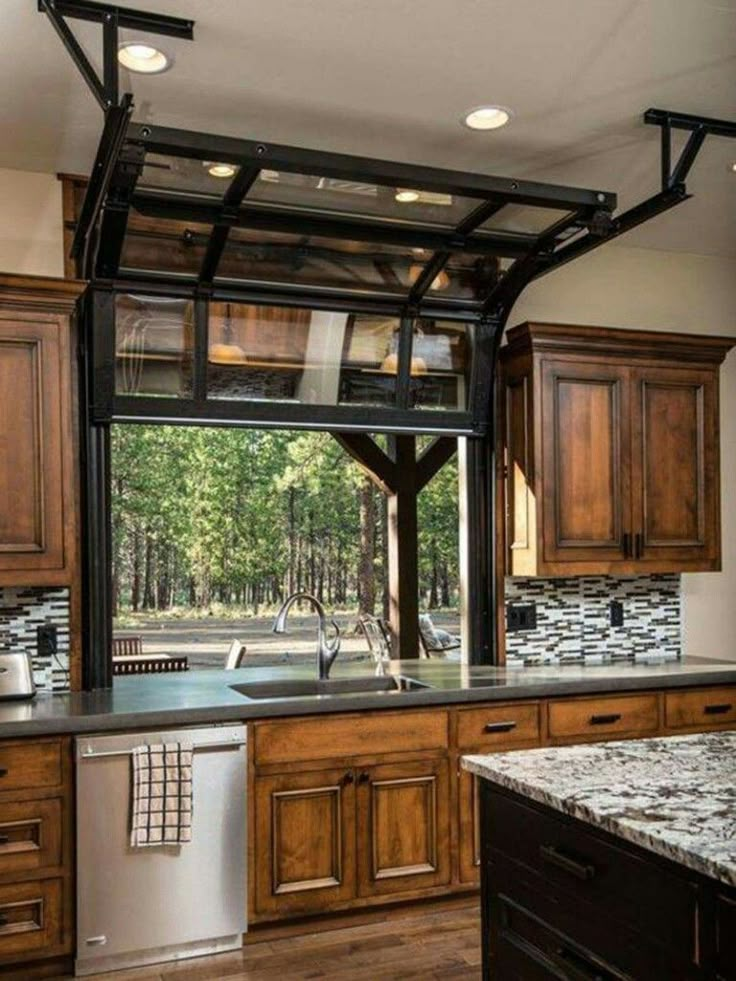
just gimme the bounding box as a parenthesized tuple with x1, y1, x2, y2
(111, 425, 459, 615)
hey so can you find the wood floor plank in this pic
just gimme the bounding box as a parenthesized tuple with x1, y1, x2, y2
(66, 903, 481, 981)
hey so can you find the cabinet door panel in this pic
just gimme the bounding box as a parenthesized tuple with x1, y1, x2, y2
(631, 367, 719, 568)
(0, 315, 70, 581)
(458, 768, 480, 885)
(541, 360, 631, 565)
(254, 767, 356, 916)
(357, 759, 450, 898)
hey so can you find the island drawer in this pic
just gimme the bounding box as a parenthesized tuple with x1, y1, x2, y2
(0, 739, 63, 793)
(665, 686, 736, 730)
(547, 693, 658, 741)
(0, 877, 64, 960)
(483, 787, 697, 958)
(487, 854, 687, 981)
(0, 798, 63, 878)
(457, 701, 541, 750)
(254, 710, 448, 765)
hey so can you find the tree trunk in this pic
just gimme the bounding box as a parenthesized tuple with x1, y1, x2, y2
(357, 477, 376, 616)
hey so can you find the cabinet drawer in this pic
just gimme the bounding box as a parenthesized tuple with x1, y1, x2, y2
(0, 798, 63, 877)
(0, 878, 64, 960)
(0, 740, 63, 792)
(548, 693, 658, 741)
(484, 787, 696, 960)
(665, 687, 736, 730)
(457, 702, 540, 750)
(488, 858, 686, 981)
(254, 710, 448, 765)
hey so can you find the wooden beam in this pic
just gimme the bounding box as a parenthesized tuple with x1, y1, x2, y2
(387, 435, 420, 660)
(332, 433, 397, 495)
(416, 436, 458, 491)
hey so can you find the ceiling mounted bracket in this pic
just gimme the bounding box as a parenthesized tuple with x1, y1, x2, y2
(645, 108, 736, 192)
(38, 0, 194, 110)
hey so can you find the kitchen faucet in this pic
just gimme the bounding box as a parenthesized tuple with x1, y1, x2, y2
(273, 592, 341, 680)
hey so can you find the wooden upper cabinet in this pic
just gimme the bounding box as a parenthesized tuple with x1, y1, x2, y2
(501, 323, 734, 576)
(0, 276, 85, 587)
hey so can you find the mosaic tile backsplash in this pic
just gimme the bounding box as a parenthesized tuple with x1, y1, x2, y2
(0, 587, 71, 692)
(505, 575, 681, 667)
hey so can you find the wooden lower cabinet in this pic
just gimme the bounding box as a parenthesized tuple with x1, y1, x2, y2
(254, 766, 356, 917)
(356, 758, 450, 898)
(0, 737, 73, 976)
(458, 768, 481, 885)
(254, 756, 451, 918)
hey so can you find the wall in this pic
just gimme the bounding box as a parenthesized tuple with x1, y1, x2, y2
(508, 243, 736, 660)
(0, 167, 64, 278)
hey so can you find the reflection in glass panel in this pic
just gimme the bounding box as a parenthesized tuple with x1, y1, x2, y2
(207, 303, 399, 407)
(216, 233, 496, 301)
(481, 204, 572, 235)
(119, 214, 212, 276)
(138, 153, 234, 198)
(245, 170, 478, 226)
(409, 321, 474, 411)
(115, 295, 194, 397)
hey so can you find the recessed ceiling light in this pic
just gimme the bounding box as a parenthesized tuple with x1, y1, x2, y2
(205, 162, 237, 179)
(462, 106, 512, 131)
(395, 189, 420, 203)
(118, 41, 171, 74)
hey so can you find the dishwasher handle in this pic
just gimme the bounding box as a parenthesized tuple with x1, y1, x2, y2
(78, 733, 247, 760)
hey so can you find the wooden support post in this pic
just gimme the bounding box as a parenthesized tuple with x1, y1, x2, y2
(387, 435, 420, 659)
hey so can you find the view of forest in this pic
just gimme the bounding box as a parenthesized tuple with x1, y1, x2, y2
(110, 425, 460, 622)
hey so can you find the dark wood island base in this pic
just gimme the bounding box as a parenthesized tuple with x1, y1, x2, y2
(479, 782, 735, 980)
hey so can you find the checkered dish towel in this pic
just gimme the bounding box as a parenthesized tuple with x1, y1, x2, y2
(130, 742, 193, 847)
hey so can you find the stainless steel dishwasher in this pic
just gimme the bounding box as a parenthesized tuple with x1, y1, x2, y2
(75, 724, 247, 976)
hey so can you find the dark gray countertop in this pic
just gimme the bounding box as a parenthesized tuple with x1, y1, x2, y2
(1, 656, 735, 739)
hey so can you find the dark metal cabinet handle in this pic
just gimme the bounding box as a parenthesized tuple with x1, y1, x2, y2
(0, 915, 8, 928)
(634, 532, 643, 559)
(704, 703, 732, 715)
(484, 721, 517, 733)
(540, 844, 596, 881)
(342, 772, 354, 786)
(555, 945, 612, 981)
(358, 771, 370, 784)
(622, 532, 631, 558)
(0, 835, 9, 845)
(0, 768, 7, 778)
(589, 713, 621, 726)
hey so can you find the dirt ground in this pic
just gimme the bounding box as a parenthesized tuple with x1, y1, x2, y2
(113, 611, 462, 670)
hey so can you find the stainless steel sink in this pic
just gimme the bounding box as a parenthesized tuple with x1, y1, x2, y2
(230, 675, 431, 700)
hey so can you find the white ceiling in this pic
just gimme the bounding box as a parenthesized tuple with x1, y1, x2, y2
(1, 0, 735, 255)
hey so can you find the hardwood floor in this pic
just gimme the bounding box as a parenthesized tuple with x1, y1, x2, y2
(73, 903, 481, 980)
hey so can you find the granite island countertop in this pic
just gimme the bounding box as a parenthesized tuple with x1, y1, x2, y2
(463, 729, 736, 887)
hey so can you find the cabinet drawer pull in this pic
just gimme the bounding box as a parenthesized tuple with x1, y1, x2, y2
(0, 915, 8, 928)
(0, 835, 9, 845)
(589, 713, 621, 726)
(634, 532, 643, 559)
(704, 703, 732, 715)
(0, 768, 7, 778)
(540, 844, 596, 881)
(622, 532, 631, 558)
(358, 771, 370, 784)
(555, 944, 613, 980)
(484, 721, 517, 733)
(342, 771, 354, 786)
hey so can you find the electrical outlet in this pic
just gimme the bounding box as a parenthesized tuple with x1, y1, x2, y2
(37, 624, 58, 657)
(507, 603, 537, 633)
(610, 601, 624, 628)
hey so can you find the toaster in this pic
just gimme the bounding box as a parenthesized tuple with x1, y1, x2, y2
(0, 652, 37, 700)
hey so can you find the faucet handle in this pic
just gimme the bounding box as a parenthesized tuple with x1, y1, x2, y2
(328, 619, 341, 654)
